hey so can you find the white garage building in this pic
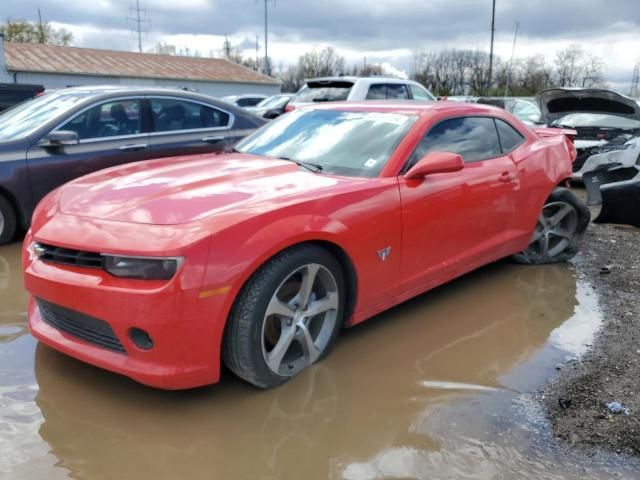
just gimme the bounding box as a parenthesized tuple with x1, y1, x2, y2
(0, 35, 281, 98)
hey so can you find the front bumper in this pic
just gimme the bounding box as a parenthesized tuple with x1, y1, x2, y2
(24, 228, 231, 390)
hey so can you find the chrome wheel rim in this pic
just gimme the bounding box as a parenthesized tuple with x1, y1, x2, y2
(525, 201, 578, 259)
(261, 263, 339, 377)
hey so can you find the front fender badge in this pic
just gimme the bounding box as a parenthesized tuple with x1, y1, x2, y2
(377, 247, 391, 262)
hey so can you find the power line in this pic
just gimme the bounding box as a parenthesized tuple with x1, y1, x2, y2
(127, 0, 149, 53)
(504, 21, 520, 97)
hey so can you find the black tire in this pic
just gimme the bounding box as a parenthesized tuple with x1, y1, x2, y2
(512, 187, 590, 265)
(223, 244, 345, 389)
(0, 194, 17, 246)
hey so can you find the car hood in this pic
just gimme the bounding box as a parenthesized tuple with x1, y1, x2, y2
(58, 153, 357, 225)
(536, 88, 640, 124)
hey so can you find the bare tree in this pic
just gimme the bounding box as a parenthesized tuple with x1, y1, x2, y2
(581, 53, 605, 87)
(555, 44, 584, 87)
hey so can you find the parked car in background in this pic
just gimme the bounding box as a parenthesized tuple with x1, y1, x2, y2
(221, 94, 269, 108)
(286, 77, 435, 111)
(24, 101, 588, 390)
(476, 97, 542, 125)
(0, 85, 265, 244)
(537, 88, 640, 172)
(245, 94, 293, 119)
(0, 83, 45, 112)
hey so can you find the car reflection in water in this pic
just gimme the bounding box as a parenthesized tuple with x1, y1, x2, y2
(30, 261, 592, 480)
(0, 244, 29, 344)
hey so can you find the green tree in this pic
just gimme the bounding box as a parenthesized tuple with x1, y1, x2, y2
(0, 18, 72, 46)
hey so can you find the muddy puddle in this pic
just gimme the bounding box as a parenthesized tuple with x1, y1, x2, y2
(1, 241, 639, 479)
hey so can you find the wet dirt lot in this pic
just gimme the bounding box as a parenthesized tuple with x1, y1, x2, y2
(1, 240, 639, 479)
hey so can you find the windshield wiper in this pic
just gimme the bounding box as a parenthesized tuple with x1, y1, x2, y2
(311, 98, 333, 102)
(277, 156, 323, 173)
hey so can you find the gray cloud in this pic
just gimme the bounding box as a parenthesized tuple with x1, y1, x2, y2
(4, 0, 639, 51)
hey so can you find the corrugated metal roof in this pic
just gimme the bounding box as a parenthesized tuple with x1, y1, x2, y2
(4, 42, 280, 85)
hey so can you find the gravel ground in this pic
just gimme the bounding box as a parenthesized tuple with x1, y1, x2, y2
(543, 221, 640, 457)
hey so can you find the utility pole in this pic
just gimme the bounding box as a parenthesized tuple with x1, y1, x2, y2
(263, 0, 269, 76)
(127, 0, 148, 53)
(504, 21, 519, 97)
(487, 0, 496, 93)
(223, 35, 232, 59)
(255, 34, 260, 72)
(36, 8, 45, 44)
(261, 0, 274, 76)
(631, 63, 640, 98)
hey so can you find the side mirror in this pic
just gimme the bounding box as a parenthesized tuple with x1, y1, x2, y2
(263, 107, 284, 120)
(41, 130, 79, 147)
(403, 151, 464, 180)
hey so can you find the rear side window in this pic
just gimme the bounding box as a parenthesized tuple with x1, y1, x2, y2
(237, 97, 262, 107)
(294, 81, 353, 103)
(495, 119, 525, 153)
(150, 98, 230, 132)
(410, 116, 502, 165)
(409, 84, 434, 100)
(366, 84, 410, 100)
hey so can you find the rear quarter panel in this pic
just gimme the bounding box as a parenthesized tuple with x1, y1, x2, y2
(509, 131, 575, 249)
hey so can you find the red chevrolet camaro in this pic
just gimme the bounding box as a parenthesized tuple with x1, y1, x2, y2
(23, 101, 590, 389)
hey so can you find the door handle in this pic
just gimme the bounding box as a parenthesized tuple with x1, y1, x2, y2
(119, 143, 148, 151)
(499, 172, 516, 182)
(201, 136, 225, 144)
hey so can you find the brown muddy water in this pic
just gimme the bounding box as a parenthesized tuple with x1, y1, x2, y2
(1, 241, 638, 480)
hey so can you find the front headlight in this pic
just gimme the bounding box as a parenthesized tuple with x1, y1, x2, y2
(103, 255, 183, 280)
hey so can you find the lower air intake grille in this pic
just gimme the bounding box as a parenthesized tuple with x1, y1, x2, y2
(36, 298, 126, 354)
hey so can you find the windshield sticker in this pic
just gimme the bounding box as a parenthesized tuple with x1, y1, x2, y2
(364, 159, 378, 168)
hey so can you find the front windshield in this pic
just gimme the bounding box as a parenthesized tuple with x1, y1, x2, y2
(0, 90, 89, 141)
(235, 109, 417, 177)
(552, 113, 640, 130)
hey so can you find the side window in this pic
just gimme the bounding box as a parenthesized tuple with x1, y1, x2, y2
(495, 119, 525, 153)
(409, 84, 433, 100)
(386, 84, 410, 100)
(366, 84, 410, 100)
(410, 117, 502, 166)
(151, 98, 230, 132)
(60, 99, 141, 140)
(366, 84, 387, 100)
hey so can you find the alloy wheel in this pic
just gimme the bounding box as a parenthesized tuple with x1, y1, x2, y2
(525, 201, 579, 259)
(261, 263, 339, 376)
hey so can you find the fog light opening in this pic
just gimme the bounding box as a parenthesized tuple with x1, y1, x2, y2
(129, 328, 154, 350)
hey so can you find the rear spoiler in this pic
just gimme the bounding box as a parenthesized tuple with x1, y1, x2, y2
(533, 127, 577, 141)
(534, 127, 578, 163)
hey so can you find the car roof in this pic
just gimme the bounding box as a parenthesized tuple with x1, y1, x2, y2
(299, 100, 507, 117)
(306, 76, 418, 85)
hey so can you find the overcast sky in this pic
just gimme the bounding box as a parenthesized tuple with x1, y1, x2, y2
(3, 0, 639, 90)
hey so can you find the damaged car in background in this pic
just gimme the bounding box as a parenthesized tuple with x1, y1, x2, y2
(539, 88, 640, 227)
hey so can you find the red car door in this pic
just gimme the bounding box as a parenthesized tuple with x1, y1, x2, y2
(397, 116, 520, 297)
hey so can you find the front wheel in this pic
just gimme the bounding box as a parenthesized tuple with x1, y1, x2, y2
(223, 245, 345, 389)
(512, 187, 590, 265)
(0, 195, 17, 245)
